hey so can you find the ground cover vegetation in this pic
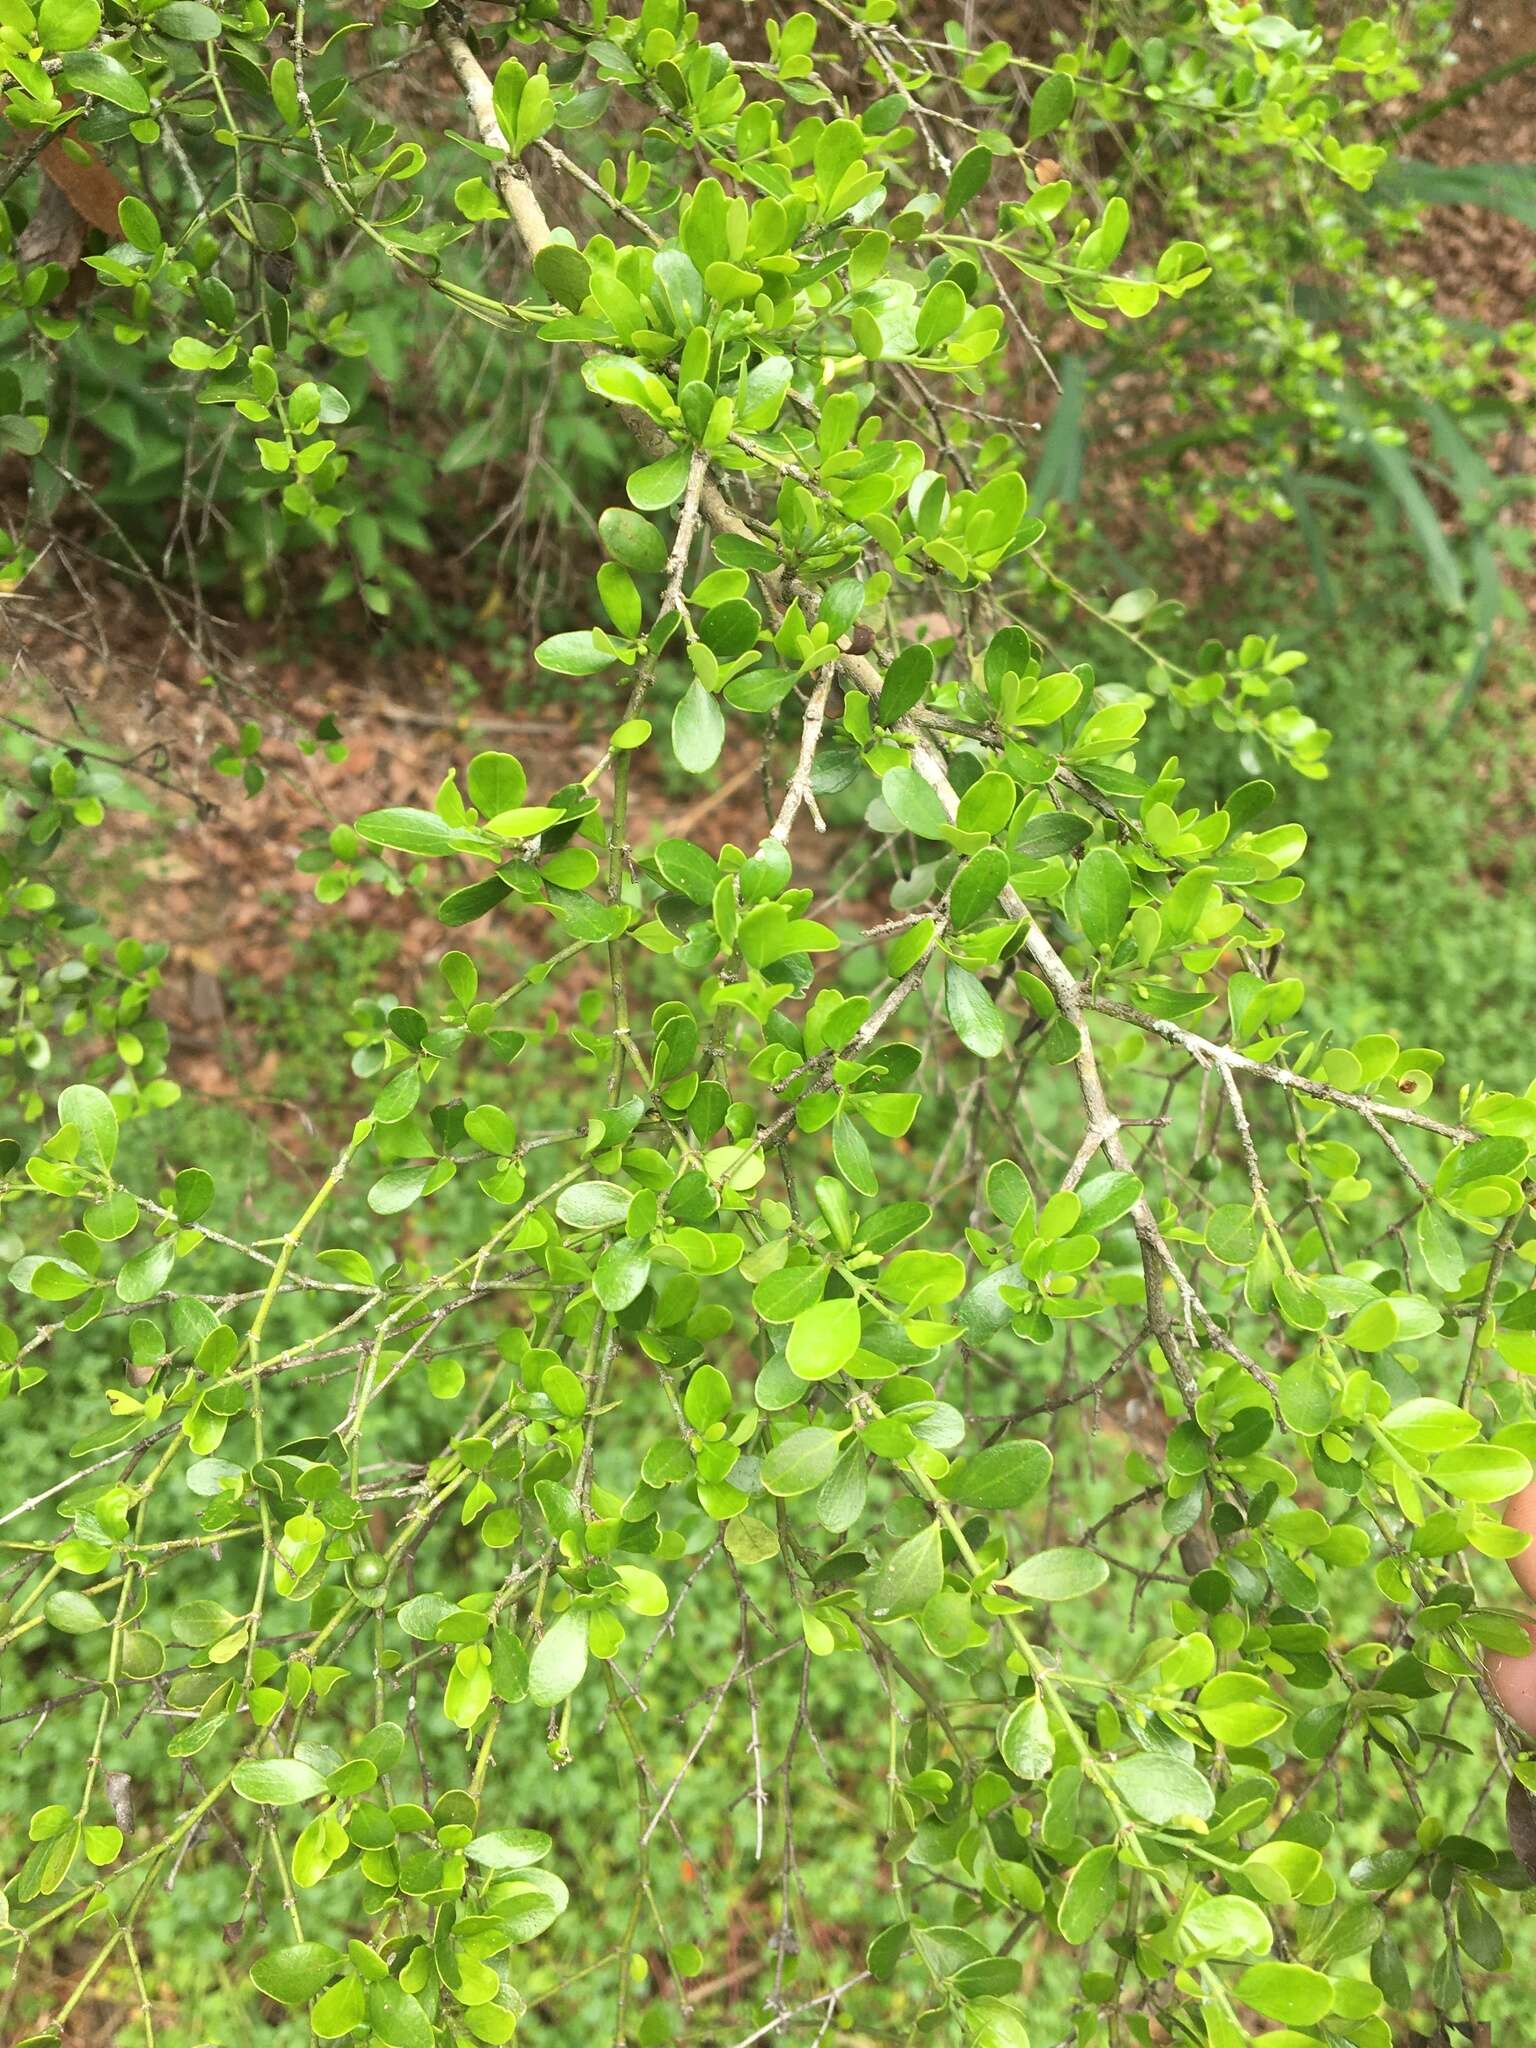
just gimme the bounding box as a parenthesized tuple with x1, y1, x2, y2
(2, 1, 1536, 2045)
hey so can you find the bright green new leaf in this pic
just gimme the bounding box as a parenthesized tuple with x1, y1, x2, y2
(1058, 1844, 1117, 1943)
(786, 1296, 861, 1380)
(1233, 1961, 1333, 2025)
(867, 1520, 943, 1621)
(232, 1759, 330, 1806)
(763, 1426, 842, 1497)
(948, 1441, 1052, 1511)
(1003, 1548, 1107, 1603)
(528, 1609, 589, 1708)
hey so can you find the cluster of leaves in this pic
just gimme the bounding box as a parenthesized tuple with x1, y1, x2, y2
(995, 1, 1534, 694)
(0, 737, 175, 1132)
(6, 0, 1526, 657)
(0, 0, 623, 626)
(6, 5, 1536, 2048)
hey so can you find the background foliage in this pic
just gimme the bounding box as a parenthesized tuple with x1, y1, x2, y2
(2, 1, 1535, 2046)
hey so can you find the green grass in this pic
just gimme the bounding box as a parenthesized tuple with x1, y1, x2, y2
(1106, 529, 1536, 1088)
(8, 518, 1536, 2043)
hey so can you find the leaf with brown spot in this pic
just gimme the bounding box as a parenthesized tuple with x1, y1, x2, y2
(1505, 1776, 1536, 1878)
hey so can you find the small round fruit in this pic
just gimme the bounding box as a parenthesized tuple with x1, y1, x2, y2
(351, 1553, 386, 1589)
(1504, 1480, 1536, 1600)
(1486, 1620, 1536, 1738)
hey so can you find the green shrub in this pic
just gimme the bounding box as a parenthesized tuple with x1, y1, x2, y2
(5, 7, 1536, 2048)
